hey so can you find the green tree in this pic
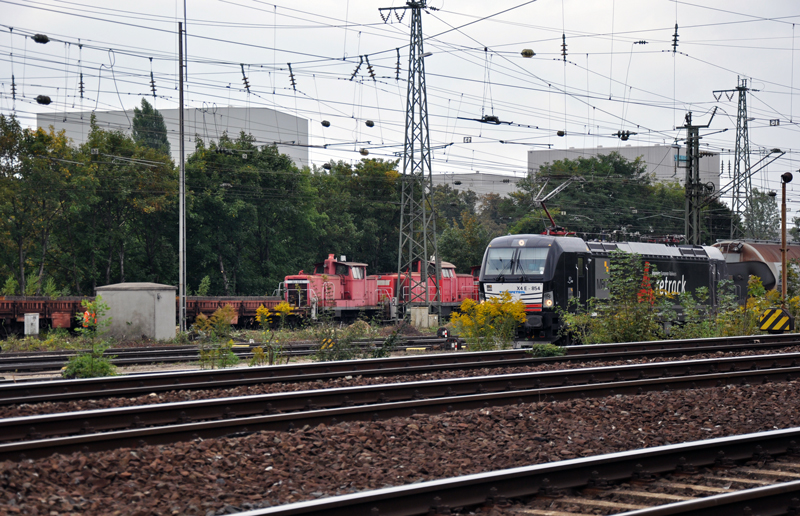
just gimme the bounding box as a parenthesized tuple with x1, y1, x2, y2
(439, 211, 491, 272)
(477, 192, 517, 235)
(310, 159, 400, 273)
(510, 153, 704, 241)
(431, 184, 479, 225)
(0, 115, 83, 295)
(186, 132, 322, 295)
(69, 116, 176, 290)
(132, 99, 170, 155)
(744, 188, 779, 240)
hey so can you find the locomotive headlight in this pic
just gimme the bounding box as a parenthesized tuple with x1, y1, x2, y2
(543, 291, 554, 308)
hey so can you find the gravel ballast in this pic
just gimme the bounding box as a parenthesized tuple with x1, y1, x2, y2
(2, 380, 800, 515)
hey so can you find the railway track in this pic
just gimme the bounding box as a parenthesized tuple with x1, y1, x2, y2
(3, 352, 800, 461)
(239, 427, 800, 516)
(2, 332, 800, 404)
(0, 336, 450, 374)
(1, 332, 799, 375)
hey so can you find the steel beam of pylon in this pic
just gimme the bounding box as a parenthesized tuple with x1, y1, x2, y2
(381, 1, 441, 319)
(731, 77, 752, 238)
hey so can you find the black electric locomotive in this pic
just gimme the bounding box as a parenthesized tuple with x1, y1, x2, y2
(478, 234, 727, 347)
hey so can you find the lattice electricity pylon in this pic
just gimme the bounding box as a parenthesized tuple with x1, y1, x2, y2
(380, 1, 441, 318)
(715, 77, 754, 239)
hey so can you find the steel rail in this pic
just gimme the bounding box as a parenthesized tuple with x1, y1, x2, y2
(2, 363, 800, 461)
(229, 427, 800, 516)
(619, 481, 800, 516)
(4, 352, 800, 442)
(565, 332, 800, 354)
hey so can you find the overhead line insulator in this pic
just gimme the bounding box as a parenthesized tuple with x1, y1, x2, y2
(395, 48, 401, 81)
(288, 63, 297, 91)
(10, 75, 16, 100)
(561, 34, 567, 62)
(240, 64, 250, 93)
(79, 73, 85, 99)
(350, 56, 363, 81)
(672, 23, 679, 53)
(365, 56, 376, 81)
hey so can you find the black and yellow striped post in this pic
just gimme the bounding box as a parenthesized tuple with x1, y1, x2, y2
(759, 308, 794, 334)
(320, 338, 335, 350)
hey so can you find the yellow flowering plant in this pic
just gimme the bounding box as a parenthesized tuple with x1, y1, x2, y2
(450, 291, 526, 350)
(252, 304, 284, 365)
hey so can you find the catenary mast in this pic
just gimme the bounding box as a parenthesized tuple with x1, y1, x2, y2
(380, 1, 441, 320)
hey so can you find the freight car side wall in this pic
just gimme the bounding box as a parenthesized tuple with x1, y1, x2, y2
(0, 296, 286, 332)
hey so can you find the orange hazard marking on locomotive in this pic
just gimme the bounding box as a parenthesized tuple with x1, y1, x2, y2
(759, 308, 794, 332)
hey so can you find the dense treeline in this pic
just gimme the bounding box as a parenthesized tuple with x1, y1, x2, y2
(0, 102, 771, 297)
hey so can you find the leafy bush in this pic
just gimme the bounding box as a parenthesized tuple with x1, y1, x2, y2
(560, 250, 665, 344)
(24, 271, 39, 296)
(42, 277, 60, 299)
(193, 305, 240, 369)
(75, 296, 112, 340)
(249, 346, 269, 366)
(41, 328, 74, 350)
(62, 342, 117, 378)
(195, 275, 211, 296)
(370, 329, 400, 358)
(526, 343, 567, 357)
(312, 320, 382, 362)
(193, 304, 236, 340)
(198, 339, 240, 369)
(2, 276, 18, 296)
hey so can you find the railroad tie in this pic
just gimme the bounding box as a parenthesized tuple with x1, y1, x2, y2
(655, 481, 735, 493)
(714, 476, 772, 485)
(738, 467, 800, 478)
(607, 489, 694, 501)
(555, 496, 650, 510)
(516, 509, 598, 516)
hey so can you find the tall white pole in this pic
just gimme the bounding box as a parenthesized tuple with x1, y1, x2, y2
(178, 22, 186, 332)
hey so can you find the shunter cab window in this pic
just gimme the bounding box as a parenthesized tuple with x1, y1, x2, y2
(335, 264, 349, 276)
(314, 264, 324, 274)
(352, 267, 365, 279)
(514, 248, 549, 275)
(442, 269, 454, 278)
(484, 248, 515, 276)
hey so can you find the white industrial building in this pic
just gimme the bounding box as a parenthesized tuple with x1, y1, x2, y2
(432, 145, 720, 201)
(38, 106, 309, 168)
(528, 145, 720, 193)
(431, 172, 523, 198)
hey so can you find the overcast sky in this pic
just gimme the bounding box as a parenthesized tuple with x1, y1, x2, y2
(3, 0, 800, 214)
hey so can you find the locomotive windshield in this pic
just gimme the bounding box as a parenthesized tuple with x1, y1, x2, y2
(484, 247, 550, 277)
(515, 248, 548, 275)
(484, 248, 515, 276)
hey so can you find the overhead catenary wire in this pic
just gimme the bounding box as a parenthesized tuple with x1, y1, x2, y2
(6, 1, 793, 202)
